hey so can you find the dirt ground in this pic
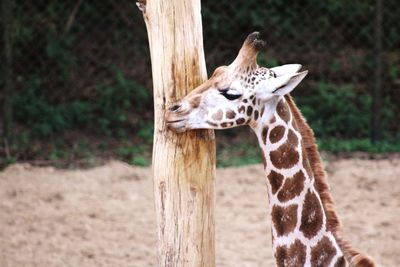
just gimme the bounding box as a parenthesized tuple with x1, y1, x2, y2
(0, 158, 399, 267)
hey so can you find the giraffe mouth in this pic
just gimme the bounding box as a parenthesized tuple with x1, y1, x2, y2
(166, 119, 185, 123)
(165, 119, 188, 133)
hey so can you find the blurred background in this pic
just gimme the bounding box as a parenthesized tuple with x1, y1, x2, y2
(1, 0, 399, 168)
(1, 2, 400, 267)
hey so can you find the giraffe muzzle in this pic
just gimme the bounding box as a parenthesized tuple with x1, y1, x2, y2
(165, 116, 188, 133)
(165, 102, 190, 133)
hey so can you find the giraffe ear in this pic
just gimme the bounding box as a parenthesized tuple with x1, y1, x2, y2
(270, 71, 308, 96)
(270, 64, 302, 77)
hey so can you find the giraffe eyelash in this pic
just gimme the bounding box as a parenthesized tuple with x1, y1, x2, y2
(218, 88, 242, 100)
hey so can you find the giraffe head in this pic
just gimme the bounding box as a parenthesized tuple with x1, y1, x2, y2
(165, 32, 308, 132)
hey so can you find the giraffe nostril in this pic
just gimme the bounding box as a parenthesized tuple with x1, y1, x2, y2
(169, 104, 181, 112)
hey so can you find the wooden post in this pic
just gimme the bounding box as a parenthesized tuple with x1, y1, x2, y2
(1, 0, 14, 155)
(371, 0, 383, 142)
(137, 1, 216, 266)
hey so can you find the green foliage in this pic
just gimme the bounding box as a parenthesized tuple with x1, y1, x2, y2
(12, 70, 148, 138)
(201, 0, 390, 60)
(4, 0, 400, 167)
(297, 82, 393, 139)
(318, 138, 400, 153)
(94, 69, 149, 135)
(131, 156, 149, 167)
(13, 76, 89, 137)
(0, 157, 17, 170)
(257, 54, 278, 68)
(217, 142, 261, 167)
(389, 64, 399, 80)
(117, 144, 151, 166)
(215, 137, 400, 167)
(137, 122, 154, 142)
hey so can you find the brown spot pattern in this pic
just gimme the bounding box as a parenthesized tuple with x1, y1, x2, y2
(212, 110, 223, 121)
(261, 152, 267, 168)
(270, 116, 276, 124)
(221, 122, 233, 128)
(236, 118, 245, 125)
(262, 126, 269, 145)
(247, 106, 253, 116)
(267, 170, 284, 194)
(270, 142, 299, 169)
(277, 100, 291, 122)
(272, 204, 298, 236)
(275, 239, 307, 267)
(300, 190, 324, 239)
(238, 105, 246, 114)
(277, 171, 306, 202)
(226, 109, 236, 119)
(287, 129, 298, 146)
(269, 125, 285, 143)
(333, 256, 346, 267)
(311, 236, 336, 267)
(254, 110, 259, 120)
(190, 95, 202, 108)
(206, 121, 218, 127)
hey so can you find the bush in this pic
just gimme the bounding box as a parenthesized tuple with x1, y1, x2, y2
(13, 69, 149, 138)
(296, 82, 394, 139)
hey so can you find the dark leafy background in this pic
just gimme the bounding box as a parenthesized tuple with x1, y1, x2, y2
(1, 0, 399, 167)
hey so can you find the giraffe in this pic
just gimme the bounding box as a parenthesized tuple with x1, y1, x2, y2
(165, 32, 376, 267)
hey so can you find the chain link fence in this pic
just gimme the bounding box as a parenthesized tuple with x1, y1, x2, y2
(1, 0, 400, 158)
(202, 0, 399, 140)
(11, 1, 149, 99)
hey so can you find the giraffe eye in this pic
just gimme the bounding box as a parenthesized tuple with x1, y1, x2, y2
(219, 88, 242, 101)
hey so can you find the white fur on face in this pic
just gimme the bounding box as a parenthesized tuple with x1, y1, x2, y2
(169, 64, 307, 132)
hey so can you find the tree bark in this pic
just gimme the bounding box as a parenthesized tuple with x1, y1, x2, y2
(1, 0, 14, 151)
(371, 0, 383, 142)
(138, 1, 216, 266)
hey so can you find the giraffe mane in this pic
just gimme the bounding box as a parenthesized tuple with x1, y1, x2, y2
(284, 94, 376, 267)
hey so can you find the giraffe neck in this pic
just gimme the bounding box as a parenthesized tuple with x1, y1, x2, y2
(252, 97, 346, 267)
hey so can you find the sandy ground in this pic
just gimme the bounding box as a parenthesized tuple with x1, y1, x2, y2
(0, 158, 399, 267)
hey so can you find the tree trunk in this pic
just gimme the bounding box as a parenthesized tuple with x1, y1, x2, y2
(371, 0, 383, 142)
(138, 1, 216, 266)
(1, 0, 14, 152)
